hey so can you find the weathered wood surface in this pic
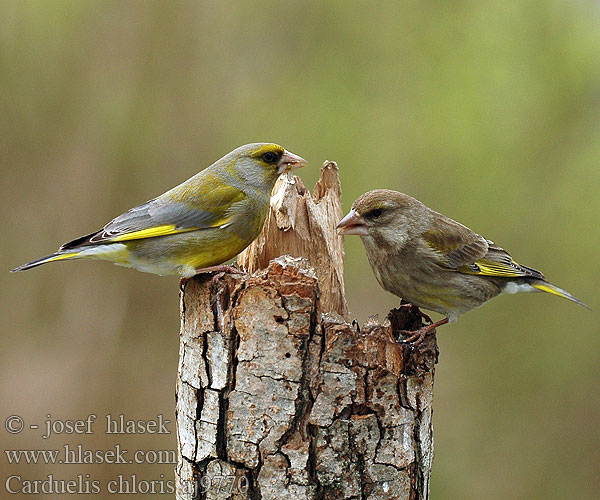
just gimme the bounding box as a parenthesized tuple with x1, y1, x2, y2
(237, 162, 347, 318)
(175, 162, 437, 499)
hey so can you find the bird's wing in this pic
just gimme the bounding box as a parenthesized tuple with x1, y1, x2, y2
(422, 216, 489, 269)
(457, 243, 545, 280)
(423, 216, 544, 279)
(60, 182, 246, 249)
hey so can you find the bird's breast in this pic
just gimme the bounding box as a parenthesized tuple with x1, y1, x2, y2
(125, 228, 252, 276)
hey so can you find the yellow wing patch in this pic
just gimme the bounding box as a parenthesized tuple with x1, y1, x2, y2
(110, 225, 200, 242)
(109, 214, 236, 242)
(459, 259, 525, 277)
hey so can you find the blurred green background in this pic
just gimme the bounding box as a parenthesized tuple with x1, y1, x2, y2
(2, 1, 599, 498)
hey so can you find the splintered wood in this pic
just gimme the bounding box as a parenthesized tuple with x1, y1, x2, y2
(238, 161, 347, 318)
(176, 162, 437, 500)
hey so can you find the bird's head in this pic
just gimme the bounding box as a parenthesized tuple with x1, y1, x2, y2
(337, 189, 425, 248)
(227, 143, 307, 188)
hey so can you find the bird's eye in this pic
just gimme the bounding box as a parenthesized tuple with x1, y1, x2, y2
(262, 151, 279, 164)
(365, 208, 383, 219)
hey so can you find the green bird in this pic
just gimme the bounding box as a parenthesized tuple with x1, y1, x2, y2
(12, 143, 306, 278)
(337, 189, 589, 342)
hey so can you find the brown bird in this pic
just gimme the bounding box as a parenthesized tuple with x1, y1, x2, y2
(337, 189, 588, 343)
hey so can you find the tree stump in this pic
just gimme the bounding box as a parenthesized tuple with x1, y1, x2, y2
(175, 163, 438, 499)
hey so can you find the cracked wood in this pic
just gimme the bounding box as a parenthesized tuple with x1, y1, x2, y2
(175, 162, 437, 499)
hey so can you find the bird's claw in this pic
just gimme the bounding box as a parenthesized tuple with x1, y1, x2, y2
(399, 324, 434, 345)
(399, 317, 449, 345)
(179, 264, 244, 292)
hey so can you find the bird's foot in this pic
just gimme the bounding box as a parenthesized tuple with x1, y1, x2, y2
(398, 301, 433, 324)
(179, 264, 244, 292)
(196, 264, 241, 275)
(200, 265, 239, 289)
(399, 317, 449, 345)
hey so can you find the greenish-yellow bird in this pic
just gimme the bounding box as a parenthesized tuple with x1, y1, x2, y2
(337, 189, 588, 342)
(12, 143, 306, 278)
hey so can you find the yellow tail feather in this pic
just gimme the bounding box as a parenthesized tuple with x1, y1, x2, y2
(11, 251, 82, 272)
(47, 252, 81, 262)
(531, 282, 590, 309)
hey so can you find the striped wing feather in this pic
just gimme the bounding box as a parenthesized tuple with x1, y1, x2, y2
(423, 216, 544, 279)
(61, 182, 246, 250)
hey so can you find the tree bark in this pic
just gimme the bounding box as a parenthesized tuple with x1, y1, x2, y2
(175, 163, 438, 500)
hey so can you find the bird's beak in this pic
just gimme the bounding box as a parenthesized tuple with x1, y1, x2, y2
(336, 209, 369, 235)
(277, 150, 307, 174)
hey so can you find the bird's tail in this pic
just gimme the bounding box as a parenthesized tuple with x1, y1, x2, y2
(530, 280, 590, 310)
(11, 250, 83, 272)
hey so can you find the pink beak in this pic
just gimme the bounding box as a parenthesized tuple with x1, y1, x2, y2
(277, 150, 307, 174)
(336, 209, 369, 235)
